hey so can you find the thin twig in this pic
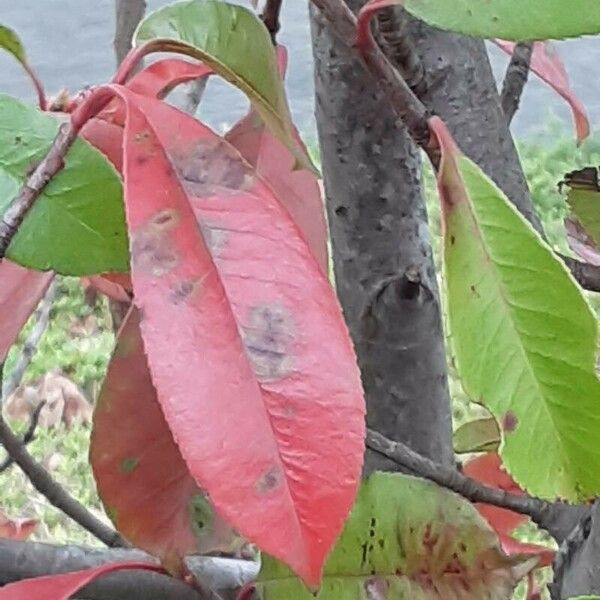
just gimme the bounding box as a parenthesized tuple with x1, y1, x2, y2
(0, 123, 78, 259)
(375, 7, 427, 96)
(366, 428, 567, 530)
(0, 401, 45, 473)
(310, 0, 432, 149)
(500, 42, 534, 125)
(261, 0, 284, 42)
(114, 0, 147, 67)
(2, 278, 57, 400)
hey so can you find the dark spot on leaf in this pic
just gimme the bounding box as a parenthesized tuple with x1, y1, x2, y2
(255, 466, 282, 495)
(170, 277, 205, 305)
(190, 493, 214, 533)
(136, 155, 149, 166)
(364, 578, 389, 600)
(134, 131, 151, 143)
(450, 235, 456, 245)
(131, 210, 180, 277)
(14, 135, 21, 144)
(470, 284, 480, 298)
(242, 304, 295, 381)
(360, 541, 369, 566)
(152, 209, 178, 228)
(335, 206, 348, 218)
(502, 411, 518, 433)
(120, 457, 139, 473)
(378, 539, 385, 549)
(170, 139, 253, 196)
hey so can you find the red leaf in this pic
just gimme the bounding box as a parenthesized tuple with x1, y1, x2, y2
(494, 40, 590, 143)
(0, 562, 163, 599)
(463, 453, 526, 535)
(0, 261, 53, 363)
(79, 118, 124, 171)
(464, 454, 554, 567)
(77, 86, 365, 586)
(81, 275, 131, 303)
(226, 47, 329, 273)
(0, 510, 38, 541)
(127, 58, 213, 99)
(91, 308, 240, 573)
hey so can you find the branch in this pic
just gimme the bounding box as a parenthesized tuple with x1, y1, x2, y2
(366, 428, 575, 534)
(375, 7, 427, 96)
(310, 0, 431, 149)
(2, 278, 57, 400)
(114, 0, 147, 66)
(261, 0, 284, 42)
(0, 401, 45, 474)
(0, 123, 78, 260)
(0, 540, 257, 600)
(0, 404, 125, 547)
(500, 42, 534, 124)
(560, 254, 600, 293)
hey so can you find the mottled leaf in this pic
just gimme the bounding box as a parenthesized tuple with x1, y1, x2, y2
(134, 0, 313, 170)
(453, 417, 501, 454)
(0, 95, 127, 274)
(494, 41, 589, 143)
(358, 0, 600, 42)
(0, 562, 163, 599)
(85, 85, 364, 586)
(90, 308, 241, 573)
(0, 261, 53, 362)
(226, 46, 328, 272)
(431, 116, 600, 501)
(256, 473, 538, 599)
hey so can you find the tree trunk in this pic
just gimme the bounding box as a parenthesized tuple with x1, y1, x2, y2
(309, 2, 454, 470)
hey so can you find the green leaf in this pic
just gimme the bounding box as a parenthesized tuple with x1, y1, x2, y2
(0, 95, 128, 275)
(430, 117, 600, 502)
(361, 0, 600, 41)
(134, 0, 313, 172)
(454, 417, 501, 454)
(564, 166, 600, 247)
(0, 25, 26, 65)
(256, 472, 537, 599)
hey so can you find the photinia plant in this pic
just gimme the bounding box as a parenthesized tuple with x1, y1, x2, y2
(2, 0, 600, 598)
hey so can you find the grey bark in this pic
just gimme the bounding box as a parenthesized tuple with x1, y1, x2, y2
(114, 0, 146, 66)
(310, 2, 454, 471)
(0, 540, 257, 600)
(402, 15, 543, 233)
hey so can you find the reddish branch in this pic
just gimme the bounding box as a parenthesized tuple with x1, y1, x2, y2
(500, 42, 534, 124)
(261, 0, 284, 42)
(0, 123, 78, 260)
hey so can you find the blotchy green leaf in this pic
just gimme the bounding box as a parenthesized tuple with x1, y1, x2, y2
(453, 417, 500, 454)
(0, 96, 127, 275)
(431, 117, 600, 502)
(134, 0, 312, 171)
(359, 0, 600, 41)
(0, 25, 26, 64)
(256, 473, 537, 599)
